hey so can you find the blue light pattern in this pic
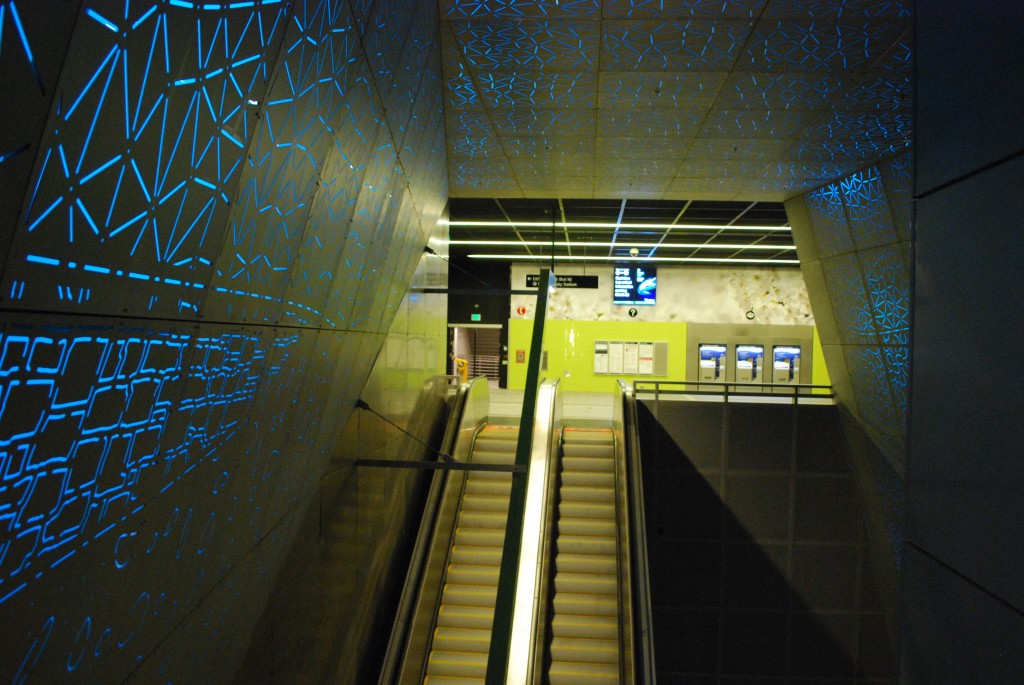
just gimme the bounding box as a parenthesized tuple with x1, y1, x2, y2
(603, 20, 751, 71)
(805, 182, 853, 258)
(444, 0, 600, 19)
(0, 0, 448, 681)
(860, 246, 910, 346)
(741, 20, 905, 72)
(452, 20, 599, 73)
(842, 167, 897, 250)
(822, 253, 875, 345)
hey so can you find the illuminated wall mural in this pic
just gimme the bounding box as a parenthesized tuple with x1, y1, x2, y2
(0, 1, 447, 683)
(786, 153, 910, 470)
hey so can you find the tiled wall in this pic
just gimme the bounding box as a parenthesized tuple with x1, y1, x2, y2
(785, 153, 911, 473)
(0, 2, 447, 683)
(639, 400, 898, 682)
(904, 4, 1024, 681)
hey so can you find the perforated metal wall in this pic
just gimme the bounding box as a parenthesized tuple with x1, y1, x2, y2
(0, 1, 447, 682)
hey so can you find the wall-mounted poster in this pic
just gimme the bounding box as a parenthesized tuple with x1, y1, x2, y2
(608, 341, 624, 374)
(594, 341, 609, 373)
(623, 342, 639, 374)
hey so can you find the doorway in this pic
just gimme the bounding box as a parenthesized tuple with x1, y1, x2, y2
(449, 325, 503, 385)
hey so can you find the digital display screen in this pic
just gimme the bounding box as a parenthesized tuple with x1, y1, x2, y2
(612, 265, 657, 305)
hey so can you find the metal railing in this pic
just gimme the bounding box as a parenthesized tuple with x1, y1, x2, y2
(634, 379, 833, 406)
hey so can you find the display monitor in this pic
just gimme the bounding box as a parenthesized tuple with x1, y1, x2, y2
(772, 345, 801, 384)
(735, 344, 764, 383)
(612, 265, 657, 305)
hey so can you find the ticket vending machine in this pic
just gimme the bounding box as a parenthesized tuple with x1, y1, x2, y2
(735, 344, 764, 383)
(772, 345, 801, 384)
(698, 343, 728, 382)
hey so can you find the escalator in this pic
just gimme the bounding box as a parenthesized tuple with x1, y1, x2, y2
(548, 427, 621, 684)
(381, 380, 653, 685)
(426, 425, 518, 681)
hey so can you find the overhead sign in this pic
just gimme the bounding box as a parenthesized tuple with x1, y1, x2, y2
(525, 274, 598, 289)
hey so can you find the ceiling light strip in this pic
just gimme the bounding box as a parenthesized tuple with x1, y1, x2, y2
(466, 254, 801, 265)
(449, 240, 796, 251)
(447, 220, 791, 231)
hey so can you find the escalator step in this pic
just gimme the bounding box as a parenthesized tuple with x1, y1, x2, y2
(548, 659, 619, 684)
(554, 571, 617, 595)
(463, 478, 511, 497)
(424, 677, 484, 685)
(562, 443, 615, 459)
(556, 534, 616, 556)
(425, 650, 486, 679)
(469, 449, 517, 465)
(556, 517, 615, 537)
(550, 636, 618, 664)
(437, 605, 495, 630)
(457, 510, 507, 529)
(453, 528, 504, 547)
(440, 584, 498, 608)
(559, 501, 616, 520)
(555, 552, 617, 575)
(431, 626, 491, 653)
(562, 456, 614, 473)
(460, 494, 511, 512)
(450, 545, 501, 566)
(559, 484, 614, 502)
(553, 592, 617, 616)
(551, 614, 618, 639)
(445, 564, 499, 586)
(560, 470, 614, 488)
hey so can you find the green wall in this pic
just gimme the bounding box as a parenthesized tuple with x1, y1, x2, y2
(509, 318, 831, 392)
(508, 319, 688, 392)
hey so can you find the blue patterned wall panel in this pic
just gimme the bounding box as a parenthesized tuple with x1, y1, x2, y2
(880, 153, 911, 242)
(846, 344, 903, 449)
(859, 245, 909, 346)
(0, 1, 80, 269)
(0, 1, 449, 682)
(821, 253, 875, 346)
(804, 181, 852, 257)
(3, 3, 288, 320)
(841, 167, 897, 250)
(602, 19, 751, 72)
(764, 0, 910, 20)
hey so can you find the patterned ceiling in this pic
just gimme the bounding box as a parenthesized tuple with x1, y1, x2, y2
(439, 0, 912, 201)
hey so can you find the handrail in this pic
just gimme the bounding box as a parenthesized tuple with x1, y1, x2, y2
(634, 379, 833, 406)
(378, 375, 491, 685)
(611, 382, 635, 683)
(619, 380, 657, 684)
(509, 379, 561, 685)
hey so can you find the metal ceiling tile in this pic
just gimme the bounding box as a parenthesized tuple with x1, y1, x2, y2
(602, 0, 767, 20)
(602, 19, 753, 72)
(598, 71, 728, 109)
(700, 108, 813, 139)
(442, 0, 601, 20)
(763, 0, 910, 20)
(595, 136, 693, 160)
(490, 107, 598, 137)
(739, 19, 906, 73)
(598, 107, 704, 137)
(476, 71, 599, 109)
(716, 71, 848, 110)
(686, 138, 795, 161)
(450, 19, 601, 73)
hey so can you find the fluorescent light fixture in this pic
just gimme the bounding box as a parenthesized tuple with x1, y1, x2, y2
(467, 254, 801, 265)
(448, 239, 795, 251)
(448, 220, 791, 232)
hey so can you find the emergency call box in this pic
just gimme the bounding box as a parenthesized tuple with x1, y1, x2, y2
(698, 343, 727, 382)
(772, 345, 801, 384)
(735, 344, 764, 383)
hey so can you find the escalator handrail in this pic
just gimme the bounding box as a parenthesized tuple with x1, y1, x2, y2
(377, 375, 491, 685)
(619, 380, 657, 684)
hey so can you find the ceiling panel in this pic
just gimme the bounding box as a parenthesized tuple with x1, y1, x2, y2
(440, 0, 911, 201)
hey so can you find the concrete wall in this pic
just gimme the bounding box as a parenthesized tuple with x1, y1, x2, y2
(0, 2, 447, 683)
(903, 3, 1024, 681)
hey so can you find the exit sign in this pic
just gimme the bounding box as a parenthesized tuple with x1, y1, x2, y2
(471, 313, 481, 321)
